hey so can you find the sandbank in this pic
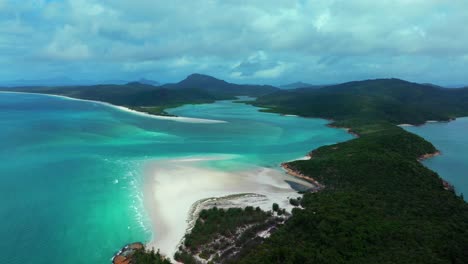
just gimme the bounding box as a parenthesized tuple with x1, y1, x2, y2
(0, 91, 226, 124)
(143, 156, 312, 259)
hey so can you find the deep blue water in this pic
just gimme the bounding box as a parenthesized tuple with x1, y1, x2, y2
(0, 93, 352, 264)
(404, 118, 468, 200)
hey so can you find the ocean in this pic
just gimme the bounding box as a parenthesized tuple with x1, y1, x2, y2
(404, 118, 468, 200)
(0, 92, 352, 263)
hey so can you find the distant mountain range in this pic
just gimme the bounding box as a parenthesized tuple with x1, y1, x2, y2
(279, 82, 327, 89)
(0, 77, 160, 87)
(162, 73, 278, 96)
(0, 74, 280, 114)
(2, 74, 468, 121)
(137, 78, 160, 86)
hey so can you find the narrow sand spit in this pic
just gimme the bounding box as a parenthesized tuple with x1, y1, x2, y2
(143, 157, 313, 259)
(0, 91, 226, 124)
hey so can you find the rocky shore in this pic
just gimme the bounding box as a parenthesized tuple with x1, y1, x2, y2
(418, 150, 441, 161)
(281, 162, 324, 191)
(416, 151, 455, 192)
(112, 242, 144, 264)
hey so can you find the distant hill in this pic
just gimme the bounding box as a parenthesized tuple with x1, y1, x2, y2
(279, 82, 325, 89)
(137, 78, 160, 86)
(163, 73, 279, 96)
(252, 78, 468, 125)
(0, 83, 224, 107)
(0, 78, 129, 87)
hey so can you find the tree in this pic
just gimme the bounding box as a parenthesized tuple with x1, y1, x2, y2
(272, 203, 279, 212)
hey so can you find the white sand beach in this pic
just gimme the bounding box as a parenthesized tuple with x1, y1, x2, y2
(0, 91, 226, 124)
(143, 157, 313, 259)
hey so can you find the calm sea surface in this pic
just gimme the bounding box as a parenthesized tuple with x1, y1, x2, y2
(405, 118, 468, 200)
(0, 93, 352, 263)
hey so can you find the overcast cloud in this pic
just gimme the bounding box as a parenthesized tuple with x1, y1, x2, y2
(0, 0, 467, 85)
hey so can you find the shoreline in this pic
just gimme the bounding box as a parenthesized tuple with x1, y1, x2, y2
(398, 118, 457, 127)
(0, 91, 227, 124)
(142, 157, 313, 260)
(418, 150, 441, 161)
(416, 150, 454, 192)
(281, 163, 324, 190)
(326, 123, 360, 138)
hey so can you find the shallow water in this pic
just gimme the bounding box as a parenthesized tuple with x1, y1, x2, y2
(0, 92, 352, 263)
(404, 118, 468, 200)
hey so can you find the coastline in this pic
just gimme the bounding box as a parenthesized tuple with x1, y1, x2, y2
(418, 150, 441, 161)
(143, 157, 313, 260)
(398, 118, 456, 127)
(417, 151, 455, 192)
(0, 91, 227, 124)
(281, 162, 324, 190)
(402, 120, 460, 192)
(326, 123, 360, 138)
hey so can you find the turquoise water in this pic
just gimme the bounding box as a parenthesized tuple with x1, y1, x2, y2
(0, 93, 352, 264)
(405, 119, 468, 200)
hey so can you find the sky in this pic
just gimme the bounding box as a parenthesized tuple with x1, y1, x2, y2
(0, 0, 467, 86)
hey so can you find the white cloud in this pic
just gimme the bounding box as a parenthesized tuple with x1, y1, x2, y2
(45, 42, 90, 61)
(254, 62, 291, 79)
(43, 25, 91, 61)
(230, 71, 243, 79)
(170, 57, 192, 68)
(1, 0, 468, 84)
(313, 10, 331, 31)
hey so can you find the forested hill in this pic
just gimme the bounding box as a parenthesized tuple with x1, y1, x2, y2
(253, 78, 468, 125)
(162, 73, 279, 96)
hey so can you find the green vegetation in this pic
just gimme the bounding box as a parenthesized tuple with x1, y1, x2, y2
(183, 207, 270, 250)
(238, 124, 468, 263)
(131, 247, 172, 264)
(130, 104, 185, 116)
(175, 206, 283, 264)
(252, 78, 468, 125)
(272, 203, 279, 212)
(235, 79, 468, 263)
(162, 74, 278, 97)
(289, 198, 300, 207)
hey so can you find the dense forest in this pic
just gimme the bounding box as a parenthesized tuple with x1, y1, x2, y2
(252, 78, 468, 125)
(236, 80, 468, 263)
(175, 206, 280, 264)
(237, 122, 468, 263)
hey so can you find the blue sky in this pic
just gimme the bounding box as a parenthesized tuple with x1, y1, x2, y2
(0, 0, 467, 85)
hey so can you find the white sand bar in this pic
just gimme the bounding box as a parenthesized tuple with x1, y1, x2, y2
(143, 157, 312, 258)
(0, 91, 227, 124)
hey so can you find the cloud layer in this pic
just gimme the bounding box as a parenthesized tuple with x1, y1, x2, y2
(1, 0, 467, 85)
